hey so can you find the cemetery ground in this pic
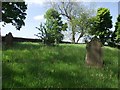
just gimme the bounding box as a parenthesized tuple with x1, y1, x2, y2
(2, 42, 119, 88)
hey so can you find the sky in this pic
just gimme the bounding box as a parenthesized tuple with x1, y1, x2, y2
(1, 0, 120, 42)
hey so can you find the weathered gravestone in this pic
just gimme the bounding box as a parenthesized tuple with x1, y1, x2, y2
(85, 37, 103, 67)
(0, 29, 1, 49)
(5, 32, 13, 47)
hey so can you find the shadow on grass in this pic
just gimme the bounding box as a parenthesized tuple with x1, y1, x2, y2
(2, 62, 26, 88)
(2, 48, 89, 88)
(44, 44, 86, 65)
(3, 42, 86, 65)
(2, 42, 43, 51)
(102, 46, 119, 80)
(2, 42, 118, 88)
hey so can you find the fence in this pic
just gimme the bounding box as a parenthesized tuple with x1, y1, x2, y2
(2, 36, 42, 42)
(2, 36, 74, 44)
(1, 35, 120, 49)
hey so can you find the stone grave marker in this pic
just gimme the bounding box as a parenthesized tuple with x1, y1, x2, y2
(0, 28, 1, 48)
(85, 37, 103, 67)
(5, 32, 13, 47)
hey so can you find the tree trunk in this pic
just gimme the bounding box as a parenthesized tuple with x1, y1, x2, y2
(71, 26, 75, 44)
(76, 30, 84, 43)
(99, 35, 105, 45)
(77, 34, 83, 43)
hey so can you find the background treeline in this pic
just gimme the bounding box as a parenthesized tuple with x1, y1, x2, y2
(1, 1, 120, 48)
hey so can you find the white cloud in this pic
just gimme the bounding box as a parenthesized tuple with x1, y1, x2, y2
(67, 0, 119, 2)
(33, 15, 45, 21)
(25, 0, 119, 5)
(26, 0, 119, 3)
(25, 0, 49, 5)
(79, 0, 119, 2)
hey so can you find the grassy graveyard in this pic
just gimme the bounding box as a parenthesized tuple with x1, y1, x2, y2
(2, 42, 119, 88)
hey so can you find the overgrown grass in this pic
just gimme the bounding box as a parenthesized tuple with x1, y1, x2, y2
(2, 42, 119, 88)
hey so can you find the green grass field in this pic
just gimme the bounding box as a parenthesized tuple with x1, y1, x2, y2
(2, 42, 119, 88)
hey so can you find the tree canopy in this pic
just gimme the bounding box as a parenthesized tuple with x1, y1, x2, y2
(2, 1, 27, 30)
(51, 1, 95, 43)
(88, 8, 112, 44)
(36, 8, 68, 45)
(115, 15, 120, 42)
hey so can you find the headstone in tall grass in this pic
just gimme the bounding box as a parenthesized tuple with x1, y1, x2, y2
(85, 37, 103, 67)
(5, 32, 13, 47)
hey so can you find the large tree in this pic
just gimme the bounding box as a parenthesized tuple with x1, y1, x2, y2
(36, 8, 67, 45)
(115, 15, 120, 43)
(88, 8, 112, 45)
(72, 9, 95, 43)
(50, 1, 95, 43)
(2, 1, 27, 30)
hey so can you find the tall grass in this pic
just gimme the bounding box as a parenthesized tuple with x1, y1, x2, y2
(2, 42, 119, 88)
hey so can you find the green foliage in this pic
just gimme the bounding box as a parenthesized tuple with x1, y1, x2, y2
(110, 15, 120, 43)
(71, 10, 94, 43)
(36, 8, 68, 45)
(115, 15, 120, 42)
(116, 22, 120, 41)
(35, 23, 49, 44)
(2, 2, 27, 30)
(51, 2, 95, 43)
(2, 42, 119, 88)
(89, 8, 112, 44)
